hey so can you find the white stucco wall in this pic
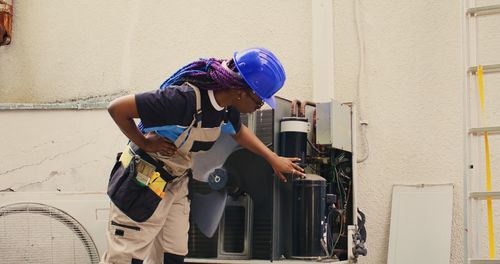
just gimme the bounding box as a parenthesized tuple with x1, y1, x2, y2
(334, 0, 464, 262)
(333, 0, 500, 263)
(0, 110, 124, 192)
(2, 0, 500, 263)
(0, 1, 312, 191)
(0, 0, 312, 103)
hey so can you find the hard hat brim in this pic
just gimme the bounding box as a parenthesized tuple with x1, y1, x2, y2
(264, 96, 276, 109)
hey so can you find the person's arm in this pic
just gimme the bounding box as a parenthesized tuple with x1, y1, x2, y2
(108, 95, 177, 156)
(232, 124, 306, 182)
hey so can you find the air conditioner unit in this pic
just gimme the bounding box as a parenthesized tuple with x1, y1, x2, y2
(187, 97, 362, 264)
(0, 192, 110, 264)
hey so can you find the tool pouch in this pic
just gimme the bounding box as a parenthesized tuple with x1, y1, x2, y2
(107, 145, 173, 222)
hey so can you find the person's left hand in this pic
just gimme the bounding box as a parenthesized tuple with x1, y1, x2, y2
(269, 156, 306, 182)
(143, 132, 178, 157)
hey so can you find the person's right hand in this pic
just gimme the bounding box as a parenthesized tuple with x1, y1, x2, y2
(142, 132, 178, 156)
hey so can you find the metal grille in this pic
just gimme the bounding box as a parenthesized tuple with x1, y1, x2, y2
(240, 113, 249, 127)
(188, 181, 218, 258)
(0, 203, 100, 264)
(253, 109, 274, 259)
(252, 215, 272, 259)
(255, 110, 273, 146)
(221, 206, 245, 253)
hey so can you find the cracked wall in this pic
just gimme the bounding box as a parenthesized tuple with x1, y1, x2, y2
(0, 0, 312, 104)
(4, 0, 500, 263)
(0, 110, 125, 192)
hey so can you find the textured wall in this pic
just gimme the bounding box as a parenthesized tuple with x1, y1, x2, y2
(3, 0, 500, 264)
(0, 0, 312, 103)
(0, 111, 124, 192)
(333, 0, 465, 263)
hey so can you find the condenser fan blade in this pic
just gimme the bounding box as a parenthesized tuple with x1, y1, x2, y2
(190, 134, 275, 237)
(192, 133, 239, 182)
(190, 188, 228, 238)
(224, 148, 274, 213)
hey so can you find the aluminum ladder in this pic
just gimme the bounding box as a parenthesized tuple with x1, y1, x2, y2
(463, 1, 500, 263)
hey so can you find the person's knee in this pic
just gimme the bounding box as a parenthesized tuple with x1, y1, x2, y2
(163, 252, 184, 264)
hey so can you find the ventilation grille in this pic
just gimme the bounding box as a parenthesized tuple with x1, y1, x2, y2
(252, 109, 274, 259)
(255, 110, 273, 146)
(0, 203, 99, 264)
(221, 206, 245, 253)
(188, 181, 218, 258)
(252, 215, 272, 259)
(240, 113, 249, 127)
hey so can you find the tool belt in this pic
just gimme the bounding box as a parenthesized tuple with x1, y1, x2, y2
(107, 143, 176, 222)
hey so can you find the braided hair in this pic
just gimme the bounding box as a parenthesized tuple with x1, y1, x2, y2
(138, 58, 247, 132)
(159, 58, 248, 90)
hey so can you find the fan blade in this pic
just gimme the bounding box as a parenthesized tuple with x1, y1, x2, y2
(192, 133, 239, 182)
(190, 188, 228, 238)
(224, 149, 274, 214)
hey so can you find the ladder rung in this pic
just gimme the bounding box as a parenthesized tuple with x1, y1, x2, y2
(468, 64, 500, 74)
(469, 126, 500, 134)
(471, 259, 500, 264)
(470, 191, 500, 200)
(467, 4, 500, 16)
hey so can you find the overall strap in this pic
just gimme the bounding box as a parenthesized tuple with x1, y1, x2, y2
(174, 83, 203, 148)
(186, 82, 203, 127)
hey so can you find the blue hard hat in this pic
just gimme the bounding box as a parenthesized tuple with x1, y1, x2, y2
(233, 48, 286, 109)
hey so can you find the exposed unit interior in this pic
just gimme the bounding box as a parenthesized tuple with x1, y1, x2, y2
(187, 97, 366, 263)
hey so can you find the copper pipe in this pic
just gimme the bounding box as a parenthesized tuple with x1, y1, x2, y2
(291, 99, 301, 117)
(299, 100, 316, 117)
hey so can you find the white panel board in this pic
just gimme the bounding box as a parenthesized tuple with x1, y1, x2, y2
(387, 184, 453, 264)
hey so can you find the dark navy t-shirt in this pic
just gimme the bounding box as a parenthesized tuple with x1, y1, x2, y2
(135, 83, 241, 152)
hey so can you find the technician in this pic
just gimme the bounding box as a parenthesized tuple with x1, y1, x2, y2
(102, 47, 306, 264)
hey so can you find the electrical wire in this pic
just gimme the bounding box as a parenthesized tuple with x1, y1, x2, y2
(320, 213, 331, 257)
(357, 123, 370, 163)
(326, 207, 344, 258)
(307, 138, 326, 155)
(327, 152, 351, 258)
(333, 153, 347, 205)
(315, 151, 352, 260)
(333, 163, 343, 206)
(354, 0, 370, 163)
(307, 162, 331, 175)
(332, 219, 344, 254)
(344, 181, 352, 210)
